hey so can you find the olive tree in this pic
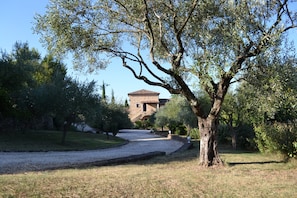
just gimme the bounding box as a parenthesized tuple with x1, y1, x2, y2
(155, 95, 197, 134)
(34, 0, 297, 166)
(242, 49, 297, 157)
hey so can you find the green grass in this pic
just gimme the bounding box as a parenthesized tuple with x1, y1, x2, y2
(0, 130, 126, 151)
(0, 142, 296, 197)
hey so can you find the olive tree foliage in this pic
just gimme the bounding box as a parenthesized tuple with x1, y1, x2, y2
(220, 92, 256, 150)
(34, 0, 297, 166)
(95, 102, 132, 135)
(244, 46, 297, 124)
(239, 47, 297, 157)
(154, 95, 197, 134)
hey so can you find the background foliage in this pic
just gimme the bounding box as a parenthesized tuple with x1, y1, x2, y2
(0, 42, 132, 142)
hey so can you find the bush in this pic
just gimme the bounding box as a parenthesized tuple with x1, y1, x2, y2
(134, 120, 142, 129)
(175, 125, 187, 135)
(254, 123, 297, 158)
(217, 124, 255, 150)
(189, 128, 200, 139)
(236, 124, 256, 150)
(134, 119, 152, 129)
(217, 125, 230, 144)
(292, 141, 297, 158)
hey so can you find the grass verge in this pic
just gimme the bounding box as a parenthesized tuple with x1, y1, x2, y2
(0, 130, 126, 151)
(0, 142, 296, 197)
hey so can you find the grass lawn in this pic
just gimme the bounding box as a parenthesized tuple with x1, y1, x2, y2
(0, 130, 126, 151)
(0, 142, 296, 197)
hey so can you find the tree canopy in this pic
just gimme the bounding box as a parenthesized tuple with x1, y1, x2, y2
(154, 95, 197, 133)
(35, 0, 297, 118)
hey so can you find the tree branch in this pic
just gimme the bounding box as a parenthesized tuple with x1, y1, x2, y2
(121, 56, 180, 94)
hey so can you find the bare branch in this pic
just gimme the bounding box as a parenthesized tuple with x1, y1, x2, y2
(142, 0, 174, 76)
(121, 55, 180, 94)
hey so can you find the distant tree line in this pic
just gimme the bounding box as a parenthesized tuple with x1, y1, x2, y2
(0, 42, 132, 143)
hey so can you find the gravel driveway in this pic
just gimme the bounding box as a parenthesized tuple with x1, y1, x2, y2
(0, 129, 184, 174)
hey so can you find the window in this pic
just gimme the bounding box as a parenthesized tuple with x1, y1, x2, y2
(143, 103, 147, 112)
(136, 103, 140, 108)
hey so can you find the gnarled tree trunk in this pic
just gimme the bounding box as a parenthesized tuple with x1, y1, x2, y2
(198, 116, 223, 166)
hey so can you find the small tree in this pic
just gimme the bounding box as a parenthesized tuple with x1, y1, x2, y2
(154, 109, 169, 132)
(100, 81, 108, 102)
(220, 92, 256, 150)
(96, 102, 132, 135)
(111, 89, 115, 104)
(155, 95, 197, 134)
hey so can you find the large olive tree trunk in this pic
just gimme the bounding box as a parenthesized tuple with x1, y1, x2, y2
(198, 116, 222, 166)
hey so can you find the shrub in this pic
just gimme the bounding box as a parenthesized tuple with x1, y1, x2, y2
(291, 141, 297, 158)
(175, 125, 187, 135)
(189, 128, 200, 139)
(254, 123, 297, 158)
(134, 120, 142, 129)
(236, 124, 256, 150)
(217, 125, 230, 144)
(217, 124, 255, 150)
(134, 119, 152, 129)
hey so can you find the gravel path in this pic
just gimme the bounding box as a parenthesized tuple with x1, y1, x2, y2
(0, 129, 184, 174)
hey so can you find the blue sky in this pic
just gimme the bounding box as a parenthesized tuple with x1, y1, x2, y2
(1, 1, 296, 102)
(0, 0, 172, 102)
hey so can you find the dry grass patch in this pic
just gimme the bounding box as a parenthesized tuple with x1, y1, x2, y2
(0, 149, 296, 197)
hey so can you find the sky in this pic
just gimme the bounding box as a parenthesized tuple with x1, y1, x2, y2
(0, 0, 172, 102)
(1, 1, 296, 102)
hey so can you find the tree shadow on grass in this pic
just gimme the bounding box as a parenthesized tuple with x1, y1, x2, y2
(218, 145, 289, 167)
(227, 160, 287, 167)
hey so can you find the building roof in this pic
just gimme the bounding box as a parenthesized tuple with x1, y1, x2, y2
(128, 89, 160, 96)
(159, 98, 170, 105)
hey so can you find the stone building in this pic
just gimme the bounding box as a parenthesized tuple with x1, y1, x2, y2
(128, 89, 169, 122)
